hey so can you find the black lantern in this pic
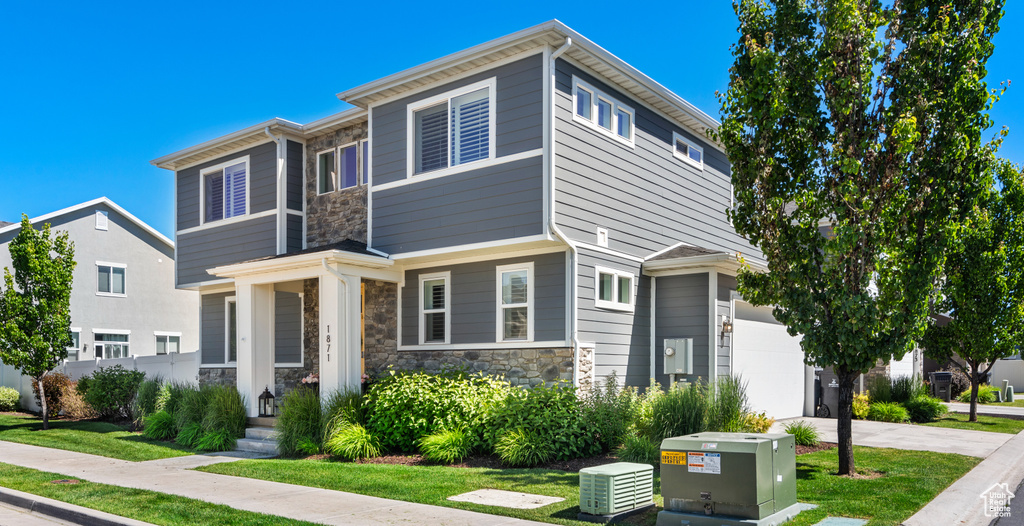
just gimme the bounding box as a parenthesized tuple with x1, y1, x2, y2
(258, 387, 275, 417)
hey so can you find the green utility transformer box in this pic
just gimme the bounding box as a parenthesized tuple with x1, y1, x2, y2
(657, 433, 802, 526)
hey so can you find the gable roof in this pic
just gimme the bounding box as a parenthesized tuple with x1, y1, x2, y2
(0, 197, 173, 249)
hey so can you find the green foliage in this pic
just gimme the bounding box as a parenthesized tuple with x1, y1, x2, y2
(364, 369, 509, 453)
(741, 411, 775, 433)
(155, 381, 189, 416)
(324, 423, 381, 460)
(783, 421, 821, 447)
(0, 215, 76, 429)
(580, 373, 643, 452)
(175, 422, 204, 448)
(904, 396, 948, 423)
(484, 383, 599, 461)
(276, 388, 323, 456)
(494, 428, 553, 467)
(322, 388, 365, 429)
(943, 368, 972, 399)
(957, 384, 1000, 404)
(82, 366, 145, 420)
(202, 385, 246, 439)
(143, 411, 177, 440)
(718, 0, 1005, 475)
(706, 375, 749, 432)
(418, 429, 471, 464)
(31, 373, 73, 419)
(194, 429, 235, 452)
(868, 377, 893, 404)
(647, 377, 749, 442)
(867, 402, 910, 423)
(0, 386, 19, 412)
(174, 384, 212, 431)
(133, 378, 162, 417)
(890, 376, 928, 405)
(853, 392, 870, 420)
(617, 433, 660, 465)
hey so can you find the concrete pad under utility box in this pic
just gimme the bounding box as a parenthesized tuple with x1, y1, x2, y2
(447, 489, 564, 509)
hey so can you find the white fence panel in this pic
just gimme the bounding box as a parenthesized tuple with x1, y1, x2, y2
(990, 359, 1024, 392)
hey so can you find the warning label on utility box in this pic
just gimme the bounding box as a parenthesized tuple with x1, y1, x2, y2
(661, 451, 687, 465)
(687, 452, 721, 474)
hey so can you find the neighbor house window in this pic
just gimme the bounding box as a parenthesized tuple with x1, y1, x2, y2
(96, 262, 126, 296)
(497, 263, 534, 342)
(155, 333, 181, 355)
(203, 157, 248, 222)
(94, 332, 130, 359)
(419, 272, 450, 344)
(595, 266, 634, 311)
(410, 79, 495, 176)
(226, 297, 237, 363)
(573, 77, 635, 145)
(67, 329, 81, 361)
(673, 132, 704, 170)
(317, 143, 362, 194)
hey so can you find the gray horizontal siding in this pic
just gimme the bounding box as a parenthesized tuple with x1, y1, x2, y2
(201, 292, 230, 365)
(176, 141, 279, 230)
(275, 291, 302, 364)
(400, 251, 566, 346)
(372, 155, 543, 253)
(576, 248, 651, 387)
(553, 59, 761, 261)
(286, 140, 303, 211)
(176, 214, 277, 286)
(287, 214, 303, 253)
(654, 273, 710, 385)
(371, 54, 543, 187)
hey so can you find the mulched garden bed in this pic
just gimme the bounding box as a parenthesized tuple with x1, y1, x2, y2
(352, 453, 621, 471)
(796, 441, 837, 455)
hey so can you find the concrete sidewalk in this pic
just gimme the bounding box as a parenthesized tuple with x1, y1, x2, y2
(946, 402, 1024, 418)
(0, 442, 552, 526)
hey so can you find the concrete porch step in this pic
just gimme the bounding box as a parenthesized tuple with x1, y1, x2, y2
(245, 426, 278, 440)
(246, 416, 277, 427)
(235, 437, 279, 455)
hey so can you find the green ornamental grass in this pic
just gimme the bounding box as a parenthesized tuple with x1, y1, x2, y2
(868, 402, 910, 423)
(419, 429, 471, 464)
(276, 388, 324, 456)
(495, 428, 553, 467)
(617, 433, 660, 465)
(325, 422, 381, 460)
(143, 410, 177, 441)
(783, 420, 821, 446)
(176, 422, 205, 448)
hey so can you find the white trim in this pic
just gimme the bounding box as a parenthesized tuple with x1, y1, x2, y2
(708, 271, 718, 381)
(199, 155, 251, 225)
(359, 139, 369, 186)
(390, 234, 555, 261)
(177, 209, 277, 236)
(367, 108, 374, 249)
(644, 241, 695, 261)
(572, 76, 635, 148)
(496, 262, 535, 343)
(406, 77, 497, 179)
(150, 118, 305, 170)
(92, 328, 131, 335)
(224, 296, 237, 366)
(285, 210, 304, 217)
(375, 149, 542, 192)
(95, 261, 127, 269)
(70, 327, 82, 332)
(400, 245, 565, 271)
(594, 265, 635, 312)
(153, 331, 183, 337)
(650, 276, 657, 380)
(575, 242, 645, 263)
(596, 227, 608, 248)
(0, 197, 174, 249)
(316, 147, 337, 194)
(542, 45, 552, 241)
(399, 340, 569, 352)
(418, 271, 451, 345)
(672, 132, 704, 170)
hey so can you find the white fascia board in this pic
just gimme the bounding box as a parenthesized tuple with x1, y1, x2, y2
(302, 107, 368, 135)
(642, 253, 768, 276)
(208, 249, 393, 279)
(0, 197, 173, 249)
(150, 118, 305, 170)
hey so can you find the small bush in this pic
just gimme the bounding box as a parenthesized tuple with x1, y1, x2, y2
(32, 373, 74, 418)
(495, 428, 553, 467)
(195, 429, 235, 452)
(419, 429, 471, 464)
(175, 384, 212, 431)
(156, 381, 189, 416)
(484, 383, 599, 461)
(650, 382, 709, 440)
(0, 386, 20, 412)
(868, 376, 893, 404)
(134, 378, 162, 416)
(176, 422, 204, 448)
(322, 388, 365, 430)
(706, 375, 749, 433)
(741, 411, 775, 433)
(867, 402, 910, 423)
(83, 366, 145, 420)
(202, 385, 246, 439)
(581, 373, 642, 452)
(617, 433, 660, 465)
(783, 421, 821, 446)
(890, 376, 927, 404)
(853, 391, 870, 420)
(277, 388, 323, 456)
(76, 376, 91, 398)
(325, 423, 381, 460)
(904, 395, 947, 423)
(60, 382, 96, 419)
(957, 384, 1000, 404)
(631, 379, 664, 441)
(143, 411, 177, 440)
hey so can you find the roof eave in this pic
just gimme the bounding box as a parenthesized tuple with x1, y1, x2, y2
(208, 248, 392, 279)
(150, 118, 305, 171)
(642, 253, 766, 276)
(0, 197, 173, 249)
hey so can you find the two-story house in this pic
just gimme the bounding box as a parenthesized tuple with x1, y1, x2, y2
(152, 21, 813, 419)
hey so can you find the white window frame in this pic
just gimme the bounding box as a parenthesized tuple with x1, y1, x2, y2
(317, 142, 365, 195)
(199, 155, 251, 224)
(406, 77, 497, 179)
(572, 76, 635, 147)
(418, 271, 451, 345)
(496, 263, 534, 343)
(672, 132, 704, 170)
(93, 329, 131, 359)
(359, 139, 370, 185)
(316, 147, 337, 194)
(225, 296, 238, 365)
(67, 328, 81, 361)
(96, 261, 127, 297)
(594, 266, 635, 312)
(155, 331, 182, 355)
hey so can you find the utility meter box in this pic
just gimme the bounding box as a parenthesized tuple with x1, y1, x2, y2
(658, 432, 798, 523)
(579, 462, 654, 516)
(664, 338, 693, 375)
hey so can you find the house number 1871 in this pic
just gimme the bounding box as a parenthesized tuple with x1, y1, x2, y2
(326, 325, 331, 362)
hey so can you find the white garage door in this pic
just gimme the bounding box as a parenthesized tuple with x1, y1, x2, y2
(733, 308, 806, 419)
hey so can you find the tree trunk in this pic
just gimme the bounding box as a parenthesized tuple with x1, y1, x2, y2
(969, 369, 980, 423)
(836, 367, 857, 476)
(37, 375, 49, 430)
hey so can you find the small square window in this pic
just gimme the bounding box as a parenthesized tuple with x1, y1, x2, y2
(673, 132, 704, 170)
(97, 264, 126, 296)
(410, 81, 493, 176)
(203, 159, 247, 222)
(595, 267, 634, 311)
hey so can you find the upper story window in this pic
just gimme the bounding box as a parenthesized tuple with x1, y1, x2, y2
(96, 262, 126, 297)
(408, 78, 496, 176)
(673, 132, 704, 170)
(497, 263, 534, 342)
(419, 272, 450, 344)
(573, 77, 635, 146)
(202, 157, 248, 223)
(595, 266, 634, 312)
(317, 140, 367, 194)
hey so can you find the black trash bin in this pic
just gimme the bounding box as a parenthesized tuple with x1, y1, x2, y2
(930, 372, 953, 402)
(817, 368, 840, 418)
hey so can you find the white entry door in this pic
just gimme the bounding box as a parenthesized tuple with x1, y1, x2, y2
(732, 303, 806, 419)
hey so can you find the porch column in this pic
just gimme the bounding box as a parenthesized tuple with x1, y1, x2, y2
(319, 272, 362, 396)
(236, 282, 275, 417)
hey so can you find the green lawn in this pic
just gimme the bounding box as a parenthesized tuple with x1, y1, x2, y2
(0, 462, 321, 526)
(0, 412, 192, 461)
(990, 399, 1024, 408)
(920, 413, 1024, 434)
(200, 446, 977, 526)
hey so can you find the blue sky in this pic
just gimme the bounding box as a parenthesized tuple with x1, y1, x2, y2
(1, 1, 1021, 237)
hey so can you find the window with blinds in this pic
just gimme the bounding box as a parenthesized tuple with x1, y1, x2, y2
(412, 84, 492, 175)
(498, 263, 533, 342)
(203, 159, 247, 222)
(420, 274, 449, 344)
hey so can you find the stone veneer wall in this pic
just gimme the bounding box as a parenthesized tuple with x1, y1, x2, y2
(198, 368, 236, 387)
(273, 280, 321, 397)
(305, 123, 368, 248)
(363, 279, 398, 373)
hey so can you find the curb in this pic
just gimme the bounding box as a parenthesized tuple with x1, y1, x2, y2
(0, 486, 155, 526)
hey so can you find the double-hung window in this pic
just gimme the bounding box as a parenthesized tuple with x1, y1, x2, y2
(155, 333, 181, 355)
(573, 77, 635, 146)
(410, 78, 495, 176)
(94, 332, 130, 359)
(225, 297, 237, 363)
(497, 263, 534, 342)
(96, 262, 126, 296)
(317, 141, 365, 194)
(673, 132, 704, 170)
(595, 266, 634, 311)
(67, 329, 81, 361)
(419, 272, 450, 344)
(202, 157, 248, 222)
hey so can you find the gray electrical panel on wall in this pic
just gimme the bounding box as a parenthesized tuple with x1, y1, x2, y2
(664, 338, 693, 375)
